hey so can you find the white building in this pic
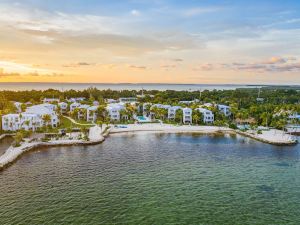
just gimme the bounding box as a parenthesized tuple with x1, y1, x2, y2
(77, 104, 90, 120)
(2, 104, 59, 131)
(182, 108, 192, 124)
(26, 104, 59, 127)
(196, 108, 214, 123)
(168, 106, 182, 120)
(218, 104, 231, 117)
(70, 102, 81, 112)
(119, 97, 137, 103)
(203, 103, 213, 108)
(58, 102, 68, 113)
(37, 103, 57, 112)
(14, 102, 23, 113)
(105, 99, 118, 104)
(68, 97, 86, 103)
(87, 106, 98, 122)
(179, 99, 199, 105)
(43, 98, 60, 104)
(2, 114, 21, 131)
(106, 103, 125, 121)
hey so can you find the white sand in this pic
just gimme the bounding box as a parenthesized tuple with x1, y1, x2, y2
(110, 123, 231, 134)
(245, 129, 297, 144)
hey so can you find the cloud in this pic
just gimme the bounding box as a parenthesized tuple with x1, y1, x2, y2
(193, 63, 214, 71)
(173, 58, 183, 62)
(160, 64, 176, 70)
(131, 10, 141, 16)
(263, 56, 287, 64)
(0, 67, 64, 78)
(62, 62, 95, 68)
(127, 64, 147, 70)
(0, 3, 200, 56)
(182, 7, 221, 17)
(224, 56, 300, 73)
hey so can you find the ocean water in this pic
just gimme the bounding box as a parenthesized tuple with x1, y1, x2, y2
(0, 133, 300, 224)
(0, 82, 260, 91)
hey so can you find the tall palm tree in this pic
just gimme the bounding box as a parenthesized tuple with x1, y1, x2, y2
(42, 114, 52, 131)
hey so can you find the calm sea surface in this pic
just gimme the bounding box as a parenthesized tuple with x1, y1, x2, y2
(0, 82, 261, 91)
(0, 133, 300, 225)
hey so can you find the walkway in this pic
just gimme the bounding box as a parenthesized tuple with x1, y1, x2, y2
(63, 116, 94, 126)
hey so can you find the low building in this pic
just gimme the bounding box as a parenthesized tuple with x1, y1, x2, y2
(106, 103, 125, 121)
(14, 102, 23, 113)
(218, 104, 231, 117)
(43, 98, 60, 104)
(105, 99, 118, 104)
(168, 106, 182, 120)
(2, 114, 21, 131)
(58, 102, 68, 113)
(26, 104, 59, 127)
(179, 99, 199, 105)
(2, 104, 59, 131)
(196, 108, 214, 123)
(70, 102, 81, 112)
(87, 106, 98, 122)
(77, 104, 90, 120)
(182, 107, 192, 124)
(119, 97, 137, 103)
(68, 97, 86, 103)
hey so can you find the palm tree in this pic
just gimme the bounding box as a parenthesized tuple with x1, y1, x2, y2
(42, 114, 52, 131)
(175, 109, 183, 123)
(97, 105, 107, 121)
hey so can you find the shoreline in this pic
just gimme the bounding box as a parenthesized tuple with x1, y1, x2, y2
(0, 138, 105, 172)
(0, 124, 297, 172)
(108, 124, 297, 145)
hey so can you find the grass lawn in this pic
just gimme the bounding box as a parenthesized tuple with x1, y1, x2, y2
(59, 117, 93, 129)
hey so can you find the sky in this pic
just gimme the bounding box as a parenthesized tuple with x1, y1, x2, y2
(0, 0, 300, 84)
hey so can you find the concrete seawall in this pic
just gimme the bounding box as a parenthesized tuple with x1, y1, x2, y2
(0, 138, 105, 171)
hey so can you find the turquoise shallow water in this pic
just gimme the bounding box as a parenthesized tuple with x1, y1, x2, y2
(0, 133, 300, 225)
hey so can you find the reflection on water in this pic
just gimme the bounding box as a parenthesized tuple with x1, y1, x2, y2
(0, 133, 300, 225)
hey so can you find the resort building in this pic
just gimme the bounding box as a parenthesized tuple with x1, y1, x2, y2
(196, 108, 214, 123)
(2, 104, 59, 131)
(36, 103, 57, 112)
(218, 104, 231, 117)
(203, 103, 213, 108)
(106, 103, 125, 121)
(105, 99, 118, 104)
(25, 104, 59, 127)
(68, 97, 86, 103)
(119, 97, 137, 103)
(93, 101, 99, 106)
(77, 105, 90, 120)
(70, 102, 81, 112)
(87, 106, 98, 122)
(58, 102, 68, 114)
(14, 102, 23, 113)
(179, 99, 199, 105)
(2, 114, 22, 131)
(168, 106, 182, 120)
(18, 113, 42, 131)
(182, 107, 192, 124)
(43, 98, 60, 104)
